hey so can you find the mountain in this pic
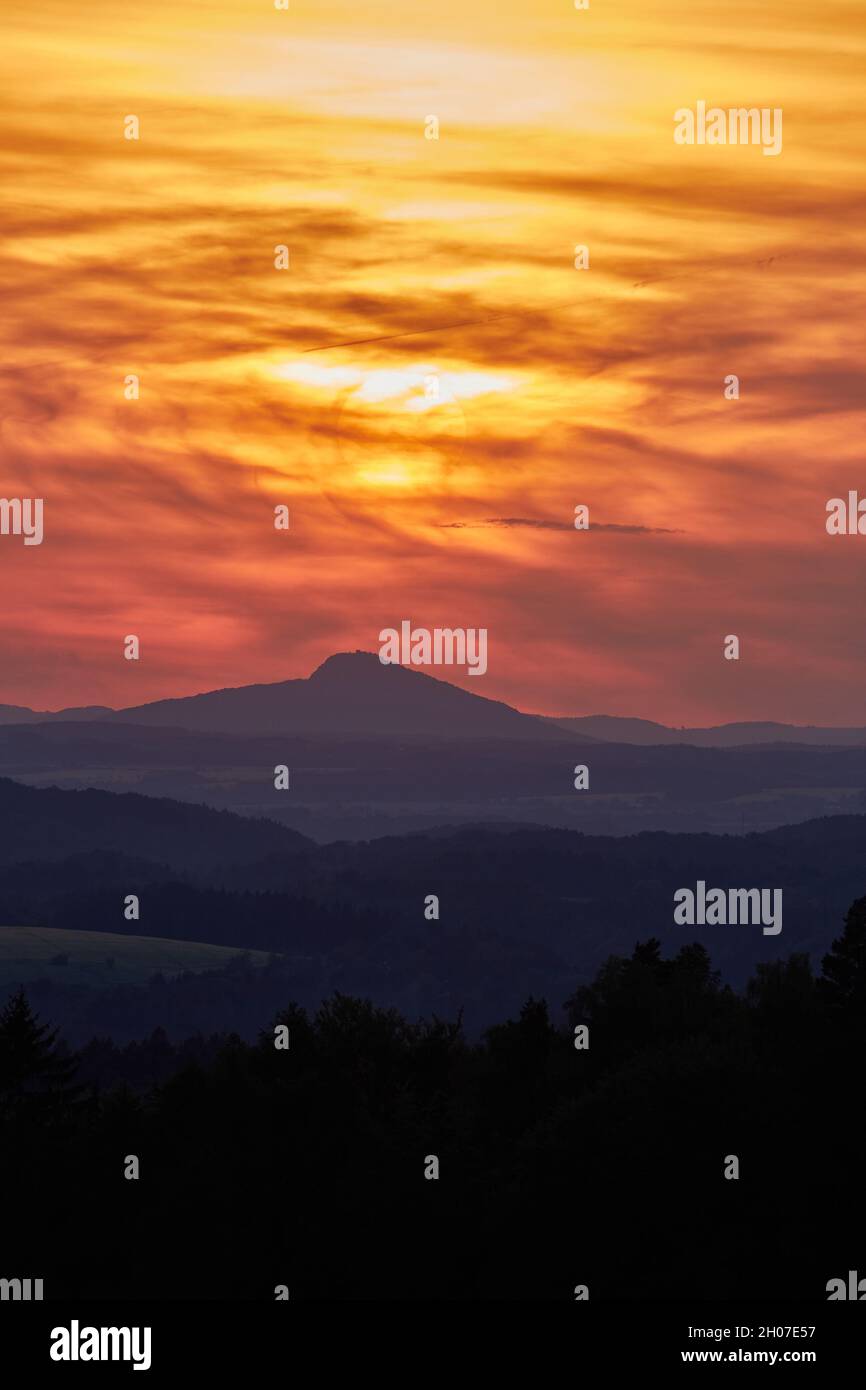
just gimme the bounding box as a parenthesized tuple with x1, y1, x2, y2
(546, 715, 866, 747)
(3, 652, 562, 740)
(106, 652, 564, 739)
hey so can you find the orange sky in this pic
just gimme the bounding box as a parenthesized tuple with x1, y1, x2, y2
(2, 0, 865, 723)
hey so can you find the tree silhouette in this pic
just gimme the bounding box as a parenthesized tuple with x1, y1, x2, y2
(0, 987, 81, 1120)
(821, 894, 866, 1013)
(563, 937, 733, 1072)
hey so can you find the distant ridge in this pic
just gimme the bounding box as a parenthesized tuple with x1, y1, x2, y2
(545, 714, 866, 747)
(0, 776, 311, 867)
(0, 703, 112, 725)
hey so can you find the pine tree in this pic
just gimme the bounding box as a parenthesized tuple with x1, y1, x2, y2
(820, 895, 866, 1012)
(0, 988, 81, 1119)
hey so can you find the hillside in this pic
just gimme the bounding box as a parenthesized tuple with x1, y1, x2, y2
(0, 777, 311, 869)
(0, 925, 272, 989)
(0, 777, 864, 1032)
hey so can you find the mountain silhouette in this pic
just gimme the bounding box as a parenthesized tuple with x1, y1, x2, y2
(91, 652, 561, 739)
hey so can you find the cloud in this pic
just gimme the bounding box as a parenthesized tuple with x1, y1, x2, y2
(438, 518, 681, 534)
(2, 0, 866, 723)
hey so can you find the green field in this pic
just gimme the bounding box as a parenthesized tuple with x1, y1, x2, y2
(0, 926, 272, 990)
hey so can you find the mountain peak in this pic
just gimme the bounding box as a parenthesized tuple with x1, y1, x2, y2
(308, 650, 386, 683)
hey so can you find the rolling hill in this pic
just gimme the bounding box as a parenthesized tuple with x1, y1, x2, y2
(0, 776, 311, 869)
(0, 925, 272, 990)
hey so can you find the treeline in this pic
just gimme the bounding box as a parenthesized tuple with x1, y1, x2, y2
(1, 898, 865, 1301)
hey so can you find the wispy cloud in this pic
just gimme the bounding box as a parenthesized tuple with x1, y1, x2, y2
(1, 0, 865, 723)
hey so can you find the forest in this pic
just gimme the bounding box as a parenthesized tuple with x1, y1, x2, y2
(2, 895, 864, 1301)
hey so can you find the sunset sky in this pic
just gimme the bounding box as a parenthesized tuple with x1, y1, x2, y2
(2, 0, 865, 723)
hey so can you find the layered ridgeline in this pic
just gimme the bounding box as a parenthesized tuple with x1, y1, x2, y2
(546, 714, 866, 747)
(0, 718, 865, 841)
(2, 654, 866, 841)
(0, 777, 865, 1040)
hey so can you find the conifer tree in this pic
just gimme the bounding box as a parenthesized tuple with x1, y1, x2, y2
(0, 988, 80, 1118)
(821, 895, 866, 1011)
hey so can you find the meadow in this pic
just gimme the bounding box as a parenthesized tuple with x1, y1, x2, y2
(0, 926, 271, 991)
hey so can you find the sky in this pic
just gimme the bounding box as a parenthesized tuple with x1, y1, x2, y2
(1, 0, 865, 723)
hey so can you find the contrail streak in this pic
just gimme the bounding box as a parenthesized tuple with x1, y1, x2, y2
(301, 311, 521, 353)
(301, 254, 785, 352)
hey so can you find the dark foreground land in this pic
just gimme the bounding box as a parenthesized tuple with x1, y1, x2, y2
(2, 897, 865, 1302)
